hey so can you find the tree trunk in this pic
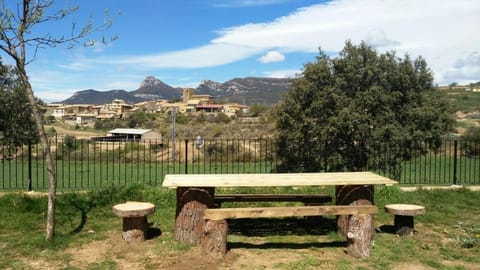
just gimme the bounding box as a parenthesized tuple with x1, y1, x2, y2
(202, 219, 228, 259)
(335, 185, 374, 237)
(346, 213, 375, 258)
(18, 69, 56, 240)
(174, 187, 214, 244)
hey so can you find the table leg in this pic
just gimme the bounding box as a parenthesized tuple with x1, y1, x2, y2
(336, 184, 375, 258)
(174, 187, 214, 244)
(335, 185, 374, 236)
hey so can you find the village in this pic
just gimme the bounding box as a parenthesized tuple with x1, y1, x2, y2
(43, 88, 249, 127)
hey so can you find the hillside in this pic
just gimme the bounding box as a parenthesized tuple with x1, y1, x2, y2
(60, 76, 291, 105)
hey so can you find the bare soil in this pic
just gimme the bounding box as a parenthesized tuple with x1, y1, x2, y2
(19, 227, 480, 270)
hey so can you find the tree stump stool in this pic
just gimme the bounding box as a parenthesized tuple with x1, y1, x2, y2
(385, 204, 425, 236)
(112, 201, 155, 242)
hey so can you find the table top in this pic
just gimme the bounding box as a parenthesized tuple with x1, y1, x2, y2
(162, 172, 397, 188)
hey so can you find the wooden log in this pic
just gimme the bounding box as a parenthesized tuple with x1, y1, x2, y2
(204, 205, 378, 220)
(336, 185, 374, 237)
(385, 204, 425, 236)
(122, 216, 148, 241)
(112, 201, 155, 242)
(202, 219, 228, 259)
(213, 194, 332, 206)
(346, 213, 375, 258)
(174, 187, 214, 244)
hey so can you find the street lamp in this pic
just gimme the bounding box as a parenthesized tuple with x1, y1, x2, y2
(195, 135, 203, 150)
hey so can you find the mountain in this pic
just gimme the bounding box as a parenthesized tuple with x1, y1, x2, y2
(196, 77, 291, 105)
(131, 76, 183, 100)
(61, 76, 292, 105)
(61, 89, 143, 105)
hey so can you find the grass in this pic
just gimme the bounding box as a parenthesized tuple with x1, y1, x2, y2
(0, 184, 479, 269)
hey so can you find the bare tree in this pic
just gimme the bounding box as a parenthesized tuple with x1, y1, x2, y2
(0, 0, 116, 240)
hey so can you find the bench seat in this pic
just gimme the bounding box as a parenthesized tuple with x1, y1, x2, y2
(214, 193, 332, 206)
(204, 205, 378, 220)
(202, 204, 378, 259)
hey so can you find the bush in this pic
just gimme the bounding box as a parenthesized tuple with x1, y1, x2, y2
(461, 126, 480, 157)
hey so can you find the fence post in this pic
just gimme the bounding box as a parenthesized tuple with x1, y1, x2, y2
(27, 144, 32, 191)
(185, 139, 189, 174)
(453, 140, 458, 185)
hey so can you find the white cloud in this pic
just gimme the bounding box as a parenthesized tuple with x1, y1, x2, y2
(95, 0, 479, 86)
(101, 43, 259, 68)
(443, 51, 480, 84)
(263, 69, 301, 78)
(212, 0, 480, 84)
(105, 80, 140, 90)
(258, 51, 285, 63)
(364, 29, 400, 48)
(30, 0, 480, 98)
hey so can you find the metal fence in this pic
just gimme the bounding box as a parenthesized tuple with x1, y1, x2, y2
(1, 137, 479, 191)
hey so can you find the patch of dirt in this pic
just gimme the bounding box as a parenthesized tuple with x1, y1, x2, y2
(442, 260, 480, 270)
(392, 262, 435, 270)
(44, 125, 101, 139)
(62, 232, 221, 270)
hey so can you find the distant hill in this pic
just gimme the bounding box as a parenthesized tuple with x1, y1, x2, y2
(196, 77, 291, 105)
(60, 76, 292, 105)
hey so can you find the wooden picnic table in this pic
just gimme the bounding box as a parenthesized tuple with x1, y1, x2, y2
(162, 172, 397, 258)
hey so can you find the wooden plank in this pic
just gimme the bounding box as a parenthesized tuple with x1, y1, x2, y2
(214, 194, 332, 203)
(204, 205, 378, 220)
(162, 172, 397, 188)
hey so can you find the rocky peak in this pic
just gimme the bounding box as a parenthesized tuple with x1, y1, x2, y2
(198, 80, 222, 91)
(140, 76, 164, 88)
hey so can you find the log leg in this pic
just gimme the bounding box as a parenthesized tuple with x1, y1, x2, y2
(394, 215, 415, 236)
(336, 185, 374, 237)
(346, 213, 375, 258)
(202, 219, 228, 259)
(122, 216, 148, 242)
(175, 187, 214, 244)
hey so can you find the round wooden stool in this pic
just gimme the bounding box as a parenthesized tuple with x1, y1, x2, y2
(112, 201, 155, 241)
(385, 204, 425, 236)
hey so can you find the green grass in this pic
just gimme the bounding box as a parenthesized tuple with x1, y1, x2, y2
(445, 89, 480, 113)
(1, 160, 276, 191)
(0, 185, 479, 269)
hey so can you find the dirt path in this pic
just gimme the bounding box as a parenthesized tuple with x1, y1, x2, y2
(45, 125, 102, 139)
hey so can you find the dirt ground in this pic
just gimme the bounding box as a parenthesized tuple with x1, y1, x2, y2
(20, 228, 480, 270)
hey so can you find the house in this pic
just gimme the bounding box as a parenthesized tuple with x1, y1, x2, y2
(92, 128, 162, 143)
(98, 99, 133, 119)
(195, 104, 224, 113)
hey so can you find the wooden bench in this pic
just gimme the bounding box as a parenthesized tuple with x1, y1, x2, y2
(214, 193, 332, 207)
(112, 201, 155, 242)
(201, 205, 378, 259)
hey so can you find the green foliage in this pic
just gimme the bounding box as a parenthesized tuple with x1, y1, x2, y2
(213, 112, 232, 124)
(0, 60, 39, 147)
(127, 111, 148, 128)
(63, 135, 78, 152)
(460, 126, 480, 157)
(248, 104, 270, 117)
(275, 41, 455, 175)
(93, 119, 126, 130)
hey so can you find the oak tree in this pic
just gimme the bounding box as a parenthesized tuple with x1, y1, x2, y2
(276, 41, 454, 177)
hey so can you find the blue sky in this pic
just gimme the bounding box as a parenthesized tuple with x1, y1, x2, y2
(1, 0, 479, 102)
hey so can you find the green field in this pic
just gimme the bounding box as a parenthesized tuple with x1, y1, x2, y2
(0, 185, 479, 269)
(2, 155, 479, 192)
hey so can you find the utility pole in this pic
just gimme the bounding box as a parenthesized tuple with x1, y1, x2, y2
(171, 107, 177, 162)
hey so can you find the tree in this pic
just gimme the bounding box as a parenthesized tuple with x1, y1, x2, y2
(0, 60, 39, 147)
(276, 41, 454, 176)
(0, 0, 115, 240)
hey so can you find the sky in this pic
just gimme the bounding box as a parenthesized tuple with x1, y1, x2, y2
(1, 0, 479, 102)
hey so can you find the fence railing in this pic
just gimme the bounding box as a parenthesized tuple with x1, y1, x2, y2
(1, 137, 479, 191)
